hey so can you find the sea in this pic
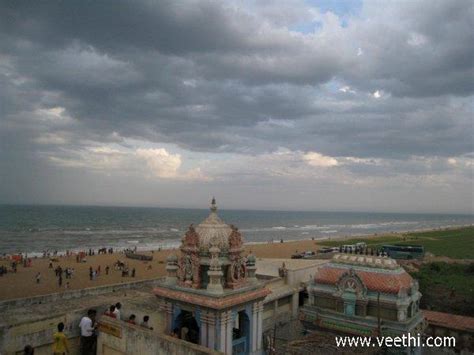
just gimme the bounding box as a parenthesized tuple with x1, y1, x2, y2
(0, 205, 472, 256)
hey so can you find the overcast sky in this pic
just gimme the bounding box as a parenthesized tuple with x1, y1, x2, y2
(0, 0, 472, 213)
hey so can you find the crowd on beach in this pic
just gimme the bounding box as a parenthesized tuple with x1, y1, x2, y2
(0, 255, 33, 277)
(20, 304, 154, 355)
(1, 246, 129, 262)
(32, 257, 139, 290)
(0, 247, 145, 293)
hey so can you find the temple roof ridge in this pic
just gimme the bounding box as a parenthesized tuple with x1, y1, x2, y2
(332, 253, 399, 270)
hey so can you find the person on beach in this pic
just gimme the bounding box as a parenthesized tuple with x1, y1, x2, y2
(105, 265, 109, 275)
(58, 274, 63, 287)
(113, 302, 121, 320)
(131, 268, 136, 277)
(52, 322, 70, 355)
(79, 309, 97, 355)
(36, 272, 41, 284)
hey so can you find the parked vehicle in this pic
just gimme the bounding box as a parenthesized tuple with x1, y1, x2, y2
(380, 245, 424, 260)
(291, 250, 315, 259)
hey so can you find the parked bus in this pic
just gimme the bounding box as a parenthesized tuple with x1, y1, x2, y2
(380, 245, 424, 260)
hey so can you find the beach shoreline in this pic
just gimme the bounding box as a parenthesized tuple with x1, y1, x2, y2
(0, 225, 471, 301)
(3, 223, 472, 259)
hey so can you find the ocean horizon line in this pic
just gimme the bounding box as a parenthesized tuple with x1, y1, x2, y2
(1, 202, 472, 217)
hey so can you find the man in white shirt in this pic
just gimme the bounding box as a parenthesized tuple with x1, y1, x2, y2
(79, 309, 97, 355)
(113, 302, 121, 320)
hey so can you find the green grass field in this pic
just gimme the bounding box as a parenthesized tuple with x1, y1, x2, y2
(411, 262, 474, 316)
(318, 226, 474, 259)
(318, 226, 474, 315)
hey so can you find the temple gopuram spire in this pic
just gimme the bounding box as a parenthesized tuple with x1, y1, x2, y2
(210, 197, 217, 212)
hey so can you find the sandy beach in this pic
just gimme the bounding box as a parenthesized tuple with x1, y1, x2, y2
(0, 238, 325, 301)
(0, 228, 458, 301)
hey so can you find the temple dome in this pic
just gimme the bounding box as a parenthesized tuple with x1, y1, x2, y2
(195, 198, 233, 252)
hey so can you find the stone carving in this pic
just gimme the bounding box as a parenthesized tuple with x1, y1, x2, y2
(191, 253, 200, 288)
(226, 224, 247, 289)
(178, 224, 201, 288)
(207, 243, 224, 293)
(178, 253, 201, 288)
(229, 225, 243, 250)
(278, 262, 288, 278)
(209, 244, 221, 271)
(336, 268, 367, 298)
(182, 224, 200, 248)
(184, 255, 193, 280)
(232, 258, 247, 280)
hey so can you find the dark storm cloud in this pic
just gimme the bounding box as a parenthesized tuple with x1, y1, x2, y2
(344, 1, 474, 98)
(0, 0, 472, 211)
(0, 1, 252, 54)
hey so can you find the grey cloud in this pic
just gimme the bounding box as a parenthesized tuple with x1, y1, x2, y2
(0, 0, 472, 212)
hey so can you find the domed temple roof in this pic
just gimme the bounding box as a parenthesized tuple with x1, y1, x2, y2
(173, 198, 248, 290)
(195, 198, 233, 252)
(314, 254, 415, 295)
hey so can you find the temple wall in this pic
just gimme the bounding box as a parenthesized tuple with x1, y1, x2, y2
(0, 289, 165, 354)
(262, 297, 294, 332)
(1, 308, 86, 355)
(13, 338, 81, 355)
(97, 318, 221, 355)
(0, 278, 163, 312)
(315, 296, 336, 310)
(286, 265, 320, 286)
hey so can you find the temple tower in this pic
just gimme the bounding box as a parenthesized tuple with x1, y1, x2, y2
(154, 199, 269, 354)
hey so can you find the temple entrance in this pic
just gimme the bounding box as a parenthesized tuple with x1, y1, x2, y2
(232, 310, 250, 354)
(174, 310, 200, 344)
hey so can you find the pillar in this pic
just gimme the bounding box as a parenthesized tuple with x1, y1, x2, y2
(291, 292, 299, 318)
(208, 312, 216, 350)
(251, 302, 259, 352)
(218, 310, 232, 354)
(257, 301, 264, 351)
(226, 311, 233, 355)
(200, 311, 209, 347)
(219, 312, 227, 353)
(159, 301, 174, 333)
(199, 311, 218, 350)
(165, 256, 178, 285)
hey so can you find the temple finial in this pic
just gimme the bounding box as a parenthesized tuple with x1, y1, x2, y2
(210, 197, 217, 212)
